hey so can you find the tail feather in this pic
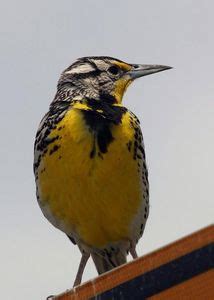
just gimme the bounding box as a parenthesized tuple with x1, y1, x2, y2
(91, 250, 127, 275)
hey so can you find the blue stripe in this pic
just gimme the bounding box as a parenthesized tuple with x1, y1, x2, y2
(92, 243, 213, 300)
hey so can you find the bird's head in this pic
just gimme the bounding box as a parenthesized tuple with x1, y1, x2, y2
(58, 56, 172, 104)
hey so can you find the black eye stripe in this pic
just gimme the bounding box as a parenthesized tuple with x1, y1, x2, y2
(89, 60, 99, 71)
(108, 65, 119, 75)
(72, 69, 101, 79)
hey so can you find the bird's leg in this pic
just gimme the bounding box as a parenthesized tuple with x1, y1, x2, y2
(130, 247, 138, 259)
(73, 252, 90, 287)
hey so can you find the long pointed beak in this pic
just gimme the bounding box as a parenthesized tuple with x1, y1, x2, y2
(127, 64, 172, 79)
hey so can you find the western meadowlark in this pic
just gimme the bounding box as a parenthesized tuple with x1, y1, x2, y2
(34, 56, 171, 286)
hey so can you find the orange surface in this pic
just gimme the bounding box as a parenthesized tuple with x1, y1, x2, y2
(149, 270, 214, 300)
(53, 225, 213, 300)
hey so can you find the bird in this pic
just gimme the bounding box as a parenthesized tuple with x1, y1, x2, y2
(34, 56, 171, 287)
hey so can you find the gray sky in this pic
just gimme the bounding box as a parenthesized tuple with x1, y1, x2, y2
(1, 1, 213, 299)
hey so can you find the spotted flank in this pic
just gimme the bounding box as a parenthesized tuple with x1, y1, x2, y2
(34, 56, 171, 286)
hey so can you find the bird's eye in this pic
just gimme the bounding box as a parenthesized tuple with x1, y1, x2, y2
(108, 65, 120, 75)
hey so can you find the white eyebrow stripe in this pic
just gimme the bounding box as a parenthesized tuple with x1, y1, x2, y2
(65, 64, 95, 74)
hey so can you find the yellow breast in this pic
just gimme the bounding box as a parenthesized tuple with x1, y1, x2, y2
(37, 106, 143, 248)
